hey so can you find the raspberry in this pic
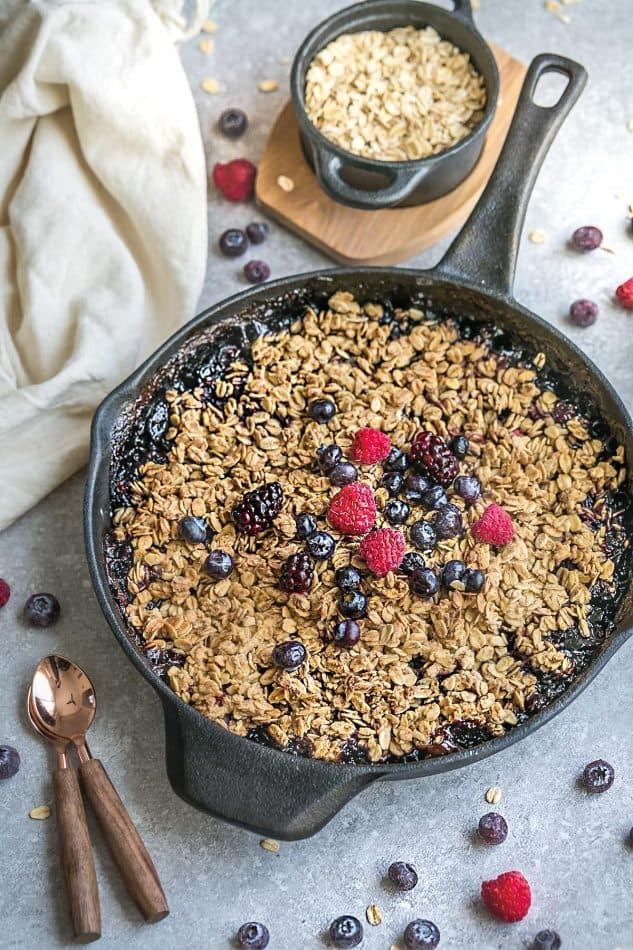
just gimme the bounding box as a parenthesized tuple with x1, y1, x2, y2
(350, 428, 392, 464)
(0, 579, 10, 609)
(327, 483, 376, 535)
(481, 870, 531, 923)
(472, 503, 514, 546)
(279, 553, 314, 594)
(410, 431, 459, 486)
(212, 159, 256, 202)
(615, 277, 633, 310)
(359, 528, 405, 577)
(232, 482, 283, 534)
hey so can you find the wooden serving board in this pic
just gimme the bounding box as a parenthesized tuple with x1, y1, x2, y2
(256, 43, 526, 265)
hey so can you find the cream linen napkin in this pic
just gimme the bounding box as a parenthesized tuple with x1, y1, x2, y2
(0, 0, 209, 531)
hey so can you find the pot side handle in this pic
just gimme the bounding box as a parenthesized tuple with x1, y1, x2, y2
(433, 53, 587, 298)
(161, 700, 379, 840)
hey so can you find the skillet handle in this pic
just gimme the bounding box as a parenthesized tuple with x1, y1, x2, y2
(434, 53, 587, 298)
(162, 700, 379, 840)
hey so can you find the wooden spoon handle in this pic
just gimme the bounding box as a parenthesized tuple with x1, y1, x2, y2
(53, 768, 101, 943)
(78, 758, 169, 923)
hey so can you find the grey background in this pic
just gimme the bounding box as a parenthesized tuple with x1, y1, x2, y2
(2, 0, 633, 947)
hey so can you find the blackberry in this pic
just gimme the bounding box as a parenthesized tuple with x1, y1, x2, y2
(306, 531, 335, 560)
(317, 443, 342, 473)
(410, 520, 437, 551)
(450, 434, 469, 459)
(335, 566, 362, 591)
(381, 471, 404, 496)
(478, 812, 508, 844)
(400, 552, 425, 575)
(295, 513, 317, 540)
(384, 448, 408, 472)
(272, 640, 307, 671)
(232, 482, 283, 534)
(279, 553, 315, 593)
(388, 861, 418, 891)
(385, 499, 410, 524)
(332, 619, 361, 647)
(410, 431, 459, 486)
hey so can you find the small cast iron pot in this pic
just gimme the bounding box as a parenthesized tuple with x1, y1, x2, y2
(87, 54, 633, 841)
(290, 0, 499, 209)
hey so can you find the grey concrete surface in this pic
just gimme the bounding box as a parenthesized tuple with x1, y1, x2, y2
(2, 0, 633, 947)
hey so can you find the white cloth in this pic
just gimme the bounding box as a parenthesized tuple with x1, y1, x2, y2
(0, 0, 209, 530)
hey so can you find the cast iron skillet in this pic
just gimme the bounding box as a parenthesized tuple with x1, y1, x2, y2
(85, 54, 633, 840)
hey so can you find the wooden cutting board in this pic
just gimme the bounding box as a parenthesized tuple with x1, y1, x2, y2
(255, 43, 526, 265)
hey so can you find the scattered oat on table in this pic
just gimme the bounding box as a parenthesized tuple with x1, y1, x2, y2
(199, 38, 214, 54)
(29, 805, 51, 820)
(260, 838, 280, 853)
(485, 785, 502, 805)
(201, 78, 221, 95)
(277, 174, 295, 192)
(278, 56, 290, 65)
(258, 80, 279, 93)
(366, 904, 383, 926)
(627, 119, 633, 133)
(201, 18, 218, 33)
(529, 229, 548, 244)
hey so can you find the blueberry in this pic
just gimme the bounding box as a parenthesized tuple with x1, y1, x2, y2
(404, 473, 432, 504)
(385, 499, 410, 525)
(388, 861, 418, 890)
(450, 434, 469, 460)
(204, 550, 234, 579)
(409, 567, 440, 598)
(339, 591, 368, 619)
(403, 919, 440, 950)
(306, 531, 335, 560)
(237, 921, 269, 948)
(272, 640, 307, 671)
(384, 448, 408, 472)
(571, 225, 602, 251)
(478, 812, 508, 844)
(400, 552, 425, 575)
(410, 520, 437, 552)
(329, 915, 363, 948)
(218, 107, 248, 139)
(453, 475, 480, 504)
(0, 745, 20, 780)
(441, 559, 466, 589)
(421, 486, 448, 510)
(24, 593, 60, 628)
(570, 299, 598, 327)
(463, 568, 486, 593)
(317, 444, 342, 473)
(335, 566, 362, 591)
(381, 471, 403, 496)
(244, 260, 270, 283)
(295, 513, 317, 540)
(582, 758, 614, 792)
(246, 221, 269, 244)
(179, 516, 207, 544)
(332, 619, 361, 647)
(533, 930, 561, 950)
(218, 228, 248, 257)
(309, 399, 336, 424)
(330, 462, 358, 486)
(434, 503, 462, 539)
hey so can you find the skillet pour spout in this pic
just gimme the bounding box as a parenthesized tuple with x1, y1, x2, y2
(87, 54, 633, 839)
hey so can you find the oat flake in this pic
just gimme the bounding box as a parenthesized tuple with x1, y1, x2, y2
(201, 19, 218, 33)
(29, 805, 51, 820)
(201, 78, 221, 95)
(277, 175, 295, 192)
(258, 80, 279, 93)
(528, 229, 548, 244)
(485, 785, 502, 805)
(199, 38, 214, 54)
(260, 837, 280, 853)
(366, 904, 382, 926)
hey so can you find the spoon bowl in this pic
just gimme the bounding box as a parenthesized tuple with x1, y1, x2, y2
(31, 655, 96, 747)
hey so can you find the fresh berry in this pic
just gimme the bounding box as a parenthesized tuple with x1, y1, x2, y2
(179, 516, 207, 544)
(205, 550, 234, 580)
(381, 471, 403, 496)
(616, 277, 633, 309)
(272, 640, 307, 671)
(410, 520, 437, 551)
(335, 566, 362, 591)
(571, 225, 602, 251)
(384, 448, 408, 472)
(332, 619, 361, 647)
(279, 553, 315, 593)
(453, 475, 481, 504)
(339, 591, 368, 619)
(421, 486, 448, 510)
(0, 579, 10, 609)
(309, 398, 336, 424)
(212, 158, 256, 201)
(329, 915, 363, 948)
(533, 929, 561, 950)
(404, 473, 432, 504)
(359, 528, 406, 576)
(306, 531, 335, 560)
(0, 746, 20, 780)
(246, 221, 269, 244)
(218, 228, 248, 257)
(570, 299, 598, 327)
(388, 861, 418, 890)
(481, 870, 531, 923)
(317, 444, 342, 473)
(441, 559, 466, 589)
(409, 567, 440, 598)
(385, 500, 410, 525)
(410, 431, 459, 486)
(24, 593, 60, 627)
(232, 482, 283, 534)
(328, 483, 376, 535)
(403, 919, 441, 949)
(434, 503, 463, 539)
(244, 260, 270, 283)
(472, 504, 514, 546)
(582, 758, 614, 793)
(450, 435, 469, 460)
(351, 428, 392, 464)
(478, 812, 508, 844)
(463, 568, 486, 593)
(295, 513, 317, 539)
(400, 552, 425, 575)
(330, 462, 358, 486)
(236, 921, 269, 949)
(218, 108, 248, 139)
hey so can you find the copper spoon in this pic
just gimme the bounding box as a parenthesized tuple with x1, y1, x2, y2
(31, 655, 169, 923)
(27, 685, 101, 943)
